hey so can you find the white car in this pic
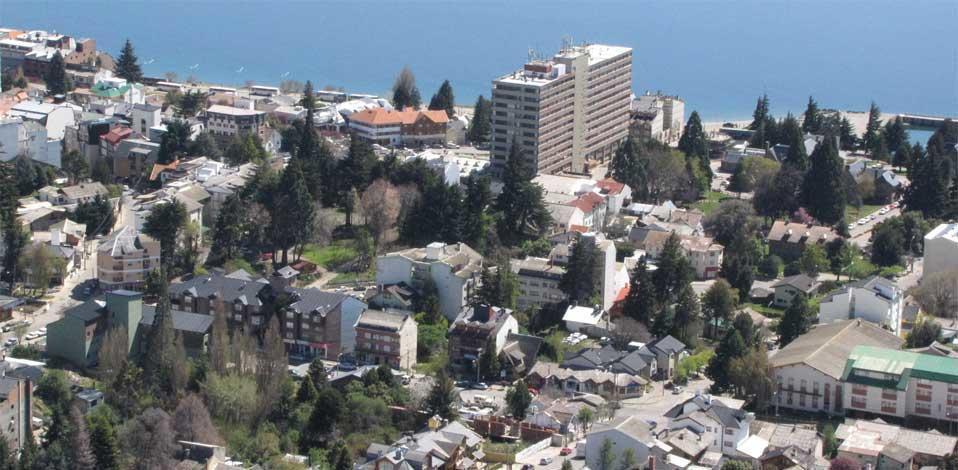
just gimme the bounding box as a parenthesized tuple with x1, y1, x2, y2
(25, 332, 38, 340)
(858, 218, 868, 225)
(879, 208, 889, 215)
(847, 224, 855, 231)
(37, 327, 47, 336)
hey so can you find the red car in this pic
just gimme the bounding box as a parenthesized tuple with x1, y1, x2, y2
(559, 448, 573, 456)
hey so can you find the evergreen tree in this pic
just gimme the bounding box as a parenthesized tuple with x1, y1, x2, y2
(749, 94, 770, 131)
(69, 405, 97, 470)
(622, 257, 656, 324)
(802, 135, 845, 224)
(864, 101, 882, 153)
(340, 133, 377, 192)
(0, 435, 14, 470)
(904, 149, 951, 218)
(462, 175, 492, 252)
(702, 279, 737, 338)
(273, 160, 316, 264)
(208, 193, 245, 264)
(678, 111, 709, 164)
(721, 233, 758, 302)
(560, 239, 600, 304)
(610, 136, 645, 197)
(71, 194, 115, 237)
(115, 39, 143, 82)
(506, 379, 533, 419)
(142, 271, 182, 398)
(44, 51, 71, 95)
(391, 66, 420, 110)
(781, 114, 809, 170)
(142, 199, 187, 270)
(495, 142, 551, 245)
(467, 95, 491, 143)
(428, 80, 456, 117)
(892, 143, 912, 171)
(425, 369, 457, 420)
(651, 305, 675, 339)
(89, 408, 121, 469)
(778, 293, 812, 346)
(671, 285, 701, 347)
(882, 118, 909, 153)
(802, 96, 822, 134)
(475, 264, 518, 309)
(651, 233, 693, 304)
(707, 330, 747, 392)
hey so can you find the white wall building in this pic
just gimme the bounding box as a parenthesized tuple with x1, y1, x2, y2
(923, 223, 958, 280)
(818, 276, 903, 335)
(375, 242, 483, 321)
(585, 416, 653, 470)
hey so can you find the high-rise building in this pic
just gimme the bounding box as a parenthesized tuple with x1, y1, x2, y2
(490, 44, 632, 175)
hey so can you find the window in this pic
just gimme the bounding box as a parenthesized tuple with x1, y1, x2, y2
(881, 401, 896, 413)
(725, 429, 733, 435)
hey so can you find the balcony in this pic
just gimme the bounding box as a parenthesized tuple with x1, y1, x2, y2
(916, 393, 933, 403)
(850, 398, 867, 409)
(852, 387, 868, 396)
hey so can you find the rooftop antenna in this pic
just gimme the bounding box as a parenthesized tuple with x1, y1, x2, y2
(527, 47, 538, 63)
(561, 35, 573, 52)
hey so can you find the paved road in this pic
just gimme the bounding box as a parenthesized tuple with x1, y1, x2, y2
(848, 206, 901, 248)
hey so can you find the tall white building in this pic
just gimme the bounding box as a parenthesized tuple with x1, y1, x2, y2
(818, 276, 903, 335)
(923, 223, 958, 280)
(490, 43, 632, 175)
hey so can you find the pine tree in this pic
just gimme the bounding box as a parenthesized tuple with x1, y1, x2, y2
(749, 94, 770, 131)
(560, 239, 600, 304)
(392, 66, 420, 110)
(882, 118, 909, 153)
(89, 413, 121, 470)
(143, 272, 181, 399)
(781, 114, 809, 170)
(44, 51, 71, 95)
(671, 285, 701, 347)
(428, 80, 456, 117)
(0, 435, 14, 470)
(467, 95, 492, 144)
(706, 330, 747, 392)
(892, 143, 912, 171)
(904, 150, 951, 219)
(274, 160, 316, 264)
(802, 135, 846, 224)
(802, 96, 822, 134)
(778, 293, 812, 346)
(678, 111, 711, 188)
(425, 369, 457, 420)
(651, 233, 693, 303)
(622, 257, 656, 324)
(115, 39, 143, 82)
(864, 101, 882, 153)
(208, 193, 245, 264)
(702, 279, 737, 338)
(495, 142, 551, 245)
(506, 380, 533, 419)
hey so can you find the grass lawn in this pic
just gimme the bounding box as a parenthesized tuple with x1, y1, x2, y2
(328, 270, 374, 285)
(692, 191, 731, 215)
(844, 204, 883, 225)
(301, 242, 358, 269)
(744, 302, 786, 319)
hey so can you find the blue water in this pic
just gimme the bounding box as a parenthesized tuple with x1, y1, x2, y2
(2, 0, 956, 121)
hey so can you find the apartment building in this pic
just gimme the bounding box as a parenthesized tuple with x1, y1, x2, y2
(96, 226, 160, 291)
(204, 104, 268, 145)
(354, 309, 418, 369)
(510, 256, 567, 309)
(819, 276, 904, 335)
(168, 269, 270, 333)
(375, 242, 483, 321)
(490, 44, 632, 175)
(281, 287, 367, 360)
(842, 345, 958, 423)
(923, 223, 958, 280)
(0, 375, 32, 453)
(448, 304, 518, 373)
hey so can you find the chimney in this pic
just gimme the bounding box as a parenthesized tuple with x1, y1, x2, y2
(425, 242, 445, 260)
(50, 226, 62, 246)
(647, 455, 655, 470)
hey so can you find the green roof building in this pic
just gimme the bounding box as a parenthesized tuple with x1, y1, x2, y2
(841, 345, 958, 422)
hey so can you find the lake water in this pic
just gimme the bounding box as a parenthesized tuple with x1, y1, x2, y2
(2, 0, 956, 121)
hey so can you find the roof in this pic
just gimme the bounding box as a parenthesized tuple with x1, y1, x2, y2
(384, 242, 482, 280)
(529, 362, 647, 387)
(286, 287, 359, 316)
(837, 419, 958, 459)
(141, 306, 214, 334)
(348, 107, 449, 126)
(591, 414, 652, 442)
(206, 104, 264, 117)
(169, 270, 268, 308)
(925, 223, 958, 243)
(64, 299, 106, 323)
(766, 220, 840, 245)
(60, 182, 108, 201)
(772, 274, 820, 293)
(648, 335, 686, 356)
(842, 345, 958, 390)
(102, 126, 132, 145)
(98, 226, 156, 256)
(356, 309, 410, 332)
(562, 305, 603, 326)
(770, 320, 903, 379)
(0, 295, 23, 310)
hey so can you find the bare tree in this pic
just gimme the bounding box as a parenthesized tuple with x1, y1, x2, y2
(209, 308, 229, 374)
(279, 80, 305, 94)
(610, 317, 652, 349)
(98, 326, 129, 384)
(911, 270, 958, 319)
(70, 404, 98, 470)
(124, 408, 177, 470)
(173, 394, 223, 444)
(164, 71, 178, 82)
(256, 316, 288, 420)
(361, 179, 401, 252)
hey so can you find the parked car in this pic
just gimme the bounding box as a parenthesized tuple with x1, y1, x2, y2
(470, 382, 489, 390)
(3, 338, 17, 347)
(540, 458, 554, 466)
(560, 448, 573, 456)
(672, 386, 684, 395)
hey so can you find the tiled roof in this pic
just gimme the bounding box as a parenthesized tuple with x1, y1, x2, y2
(348, 107, 449, 126)
(770, 320, 903, 379)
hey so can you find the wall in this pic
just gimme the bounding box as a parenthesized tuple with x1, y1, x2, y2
(773, 364, 843, 414)
(585, 429, 649, 470)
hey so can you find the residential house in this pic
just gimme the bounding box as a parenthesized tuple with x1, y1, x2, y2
(376, 242, 483, 322)
(630, 92, 684, 144)
(643, 335, 689, 379)
(37, 182, 109, 206)
(632, 231, 723, 280)
(510, 257, 567, 309)
(353, 309, 418, 369)
(365, 283, 420, 312)
(561, 344, 657, 379)
(526, 361, 647, 399)
(47, 290, 213, 367)
(526, 395, 603, 436)
(0, 118, 61, 168)
(499, 333, 543, 377)
(362, 419, 484, 470)
(7, 101, 75, 141)
(96, 226, 160, 291)
(835, 419, 957, 469)
(585, 415, 654, 470)
(448, 304, 518, 373)
(664, 394, 754, 455)
(769, 320, 904, 415)
(841, 345, 958, 423)
(347, 107, 449, 147)
(766, 221, 841, 261)
(923, 223, 958, 281)
(750, 421, 823, 469)
(545, 204, 587, 234)
(563, 305, 609, 335)
(281, 287, 369, 360)
(819, 276, 903, 335)
(771, 275, 821, 308)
